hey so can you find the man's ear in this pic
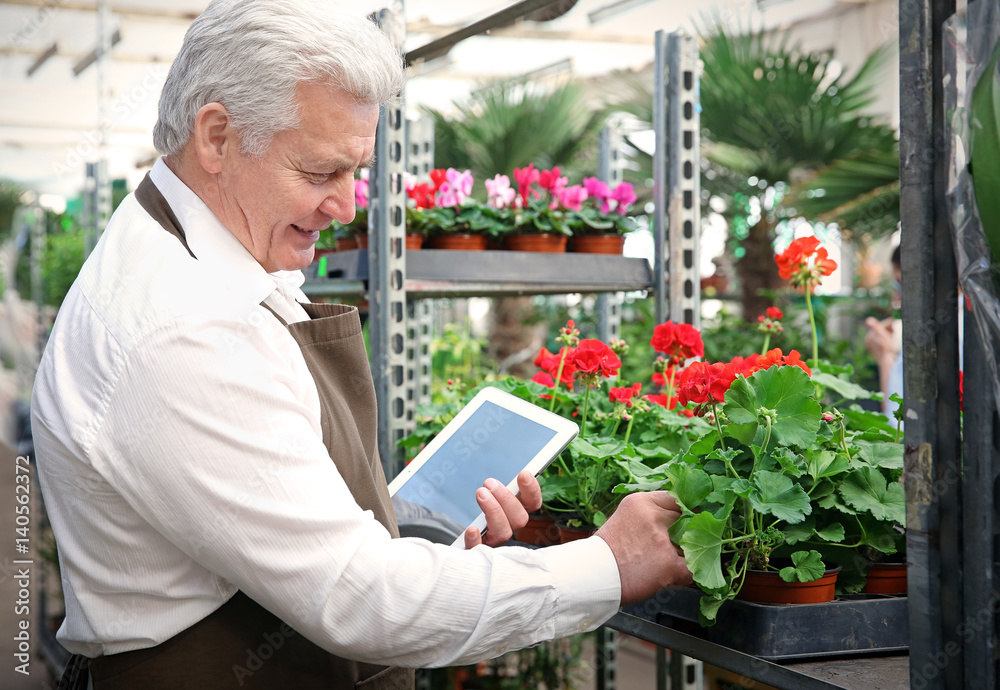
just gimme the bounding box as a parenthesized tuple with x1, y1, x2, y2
(192, 102, 234, 175)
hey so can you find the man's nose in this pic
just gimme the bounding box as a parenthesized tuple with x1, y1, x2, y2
(319, 181, 357, 224)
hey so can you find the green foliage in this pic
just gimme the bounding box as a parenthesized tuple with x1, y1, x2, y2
(970, 40, 1000, 268)
(426, 80, 605, 182)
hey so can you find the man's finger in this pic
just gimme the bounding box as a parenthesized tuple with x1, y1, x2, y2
(464, 525, 483, 550)
(477, 485, 514, 545)
(516, 471, 543, 512)
(644, 491, 681, 512)
(484, 479, 527, 535)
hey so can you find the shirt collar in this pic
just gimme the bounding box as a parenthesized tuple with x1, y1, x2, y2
(149, 158, 305, 305)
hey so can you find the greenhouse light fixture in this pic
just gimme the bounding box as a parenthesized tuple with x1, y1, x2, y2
(26, 42, 58, 78)
(587, 0, 655, 25)
(72, 28, 121, 77)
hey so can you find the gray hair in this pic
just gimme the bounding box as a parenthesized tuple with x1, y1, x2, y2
(153, 0, 405, 157)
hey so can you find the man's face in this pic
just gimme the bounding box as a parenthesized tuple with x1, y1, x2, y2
(219, 82, 379, 273)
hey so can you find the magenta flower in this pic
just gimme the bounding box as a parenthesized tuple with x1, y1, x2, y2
(485, 174, 516, 209)
(514, 164, 540, 204)
(610, 182, 637, 213)
(355, 170, 369, 209)
(538, 166, 567, 194)
(557, 184, 588, 211)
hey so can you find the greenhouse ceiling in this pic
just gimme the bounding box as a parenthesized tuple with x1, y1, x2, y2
(0, 0, 888, 199)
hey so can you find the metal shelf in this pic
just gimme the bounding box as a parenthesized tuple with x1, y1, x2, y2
(303, 248, 655, 299)
(607, 611, 909, 690)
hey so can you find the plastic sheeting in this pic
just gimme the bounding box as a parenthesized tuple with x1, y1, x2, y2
(945, 0, 1000, 410)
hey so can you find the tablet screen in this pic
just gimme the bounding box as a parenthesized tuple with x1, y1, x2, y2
(394, 400, 559, 529)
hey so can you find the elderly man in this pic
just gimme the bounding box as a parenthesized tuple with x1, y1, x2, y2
(32, 1, 690, 688)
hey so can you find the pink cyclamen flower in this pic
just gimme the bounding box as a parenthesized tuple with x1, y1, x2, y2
(538, 167, 568, 194)
(485, 174, 516, 209)
(355, 176, 369, 209)
(437, 168, 474, 208)
(513, 164, 540, 204)
(610, 182, 637, 213)
(557, 184, 588, 211)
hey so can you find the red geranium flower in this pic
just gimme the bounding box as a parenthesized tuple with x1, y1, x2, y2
(646, 393, 679, 410)
(571, 339, 622, 379)
(766, 306, 783, 320)
(609, 382, 642, 406)
(534, 346, 576, 388)
(532, 371, 555, 388)
(775, 236, 838, 291)
(677, 361, 731, 407)
(650, 321, 704, 366)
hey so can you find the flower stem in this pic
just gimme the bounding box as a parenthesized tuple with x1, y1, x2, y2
(548, 349, 568, 412)
(761, 333, 771, 356)
(839, 421, 852, 460)
(667, 366, 677, 402)
(712, 403, 727, 452)
(623, 413, 635, 445)
(580, 384, 592, 438)
(804, 285, 819, 368)
(609, 415, 622, 438)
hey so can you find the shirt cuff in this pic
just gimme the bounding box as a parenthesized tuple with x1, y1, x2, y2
(533, 536, 621, 636)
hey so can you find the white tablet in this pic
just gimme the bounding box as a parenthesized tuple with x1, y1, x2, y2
(388, 386, 579, 547)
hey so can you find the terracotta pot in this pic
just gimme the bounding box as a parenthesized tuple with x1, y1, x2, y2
(335, 237, 359, 251)
(355, 233, 369, 249)
(514, 515, 561, 546)
(861, 563, 907, 595)
(313, 248, 338, 259)
(426, 234, 488, 250)
(557, 523, 594, 544)
(568, 234, 625, 255)
(505, 233, 567, 253)
(737, 566, 840, 604)
(486, 237, 505, 251)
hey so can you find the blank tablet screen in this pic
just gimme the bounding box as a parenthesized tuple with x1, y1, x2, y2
(394, 400, 558, 529)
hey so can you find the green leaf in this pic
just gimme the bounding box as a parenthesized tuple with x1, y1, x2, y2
(666, 464, 713, 512)
(971, 39, 1000, 265)
(699, 594, 728, 625)
(782, 516, 815, 544)
(570, 437, 601, 457)
(839, 467, 905, 524)
(855, 442, 903, 470)
(730, 478, 754, 497)
(842, 406, 896, 434)
(812, 372, 877, 401)
(678, 512, 728, 591)
(779, 550, 827, 583)
(748, 470, 812, 524)
(818, 491, 858, 515)
(613, 480, 668, 494)
(539, 474, 577, 503)
(815, 522, 846, 542)
(807, 450, 851, 480)
(723, 366, 822, 450)
(773, 447, 805, 478)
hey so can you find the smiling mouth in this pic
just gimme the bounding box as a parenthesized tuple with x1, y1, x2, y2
(292, 224, 321, 234)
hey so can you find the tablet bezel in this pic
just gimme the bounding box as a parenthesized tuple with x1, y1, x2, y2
(387, 386, 579, 546)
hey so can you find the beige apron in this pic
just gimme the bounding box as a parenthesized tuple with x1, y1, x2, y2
(58, 175, 414, 690)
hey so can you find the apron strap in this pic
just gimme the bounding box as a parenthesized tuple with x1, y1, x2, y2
(259, 302, 290, 327)
(57, 654, 91, 690)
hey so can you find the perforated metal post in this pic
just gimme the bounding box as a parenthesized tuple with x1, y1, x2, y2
(406, 116, 435, 178)
(652, 31, 668, 326)
(370, 5, 409, 480)
(407, 300, 433, 411)
(597, 123, 623, 343)
(595, 624, 617, 690)
(667, 32, 700, 328)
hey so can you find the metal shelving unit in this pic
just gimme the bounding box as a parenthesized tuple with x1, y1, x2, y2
(300, 3, 939, 688)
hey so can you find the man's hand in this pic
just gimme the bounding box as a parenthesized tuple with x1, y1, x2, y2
(595, 492, 692, 605)
(864, 316, 898, 367)
(464, 471, 543, 548)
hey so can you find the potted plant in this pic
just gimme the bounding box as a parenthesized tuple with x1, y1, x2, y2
(408, 168, 504, 250)
(505, 164, 576, 252)
(565, 177, 639, 255)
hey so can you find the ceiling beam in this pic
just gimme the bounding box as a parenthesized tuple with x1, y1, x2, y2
(408, 18, 654, 45)
(25, 40, 57, 76)
(0, 0, 199, 22)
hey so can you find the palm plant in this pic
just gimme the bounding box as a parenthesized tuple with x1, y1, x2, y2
(425, 79, 606, 191)
(697, 24, 898, 316)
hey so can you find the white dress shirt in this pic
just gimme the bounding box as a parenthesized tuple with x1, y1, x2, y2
(30, 159, 621, 666)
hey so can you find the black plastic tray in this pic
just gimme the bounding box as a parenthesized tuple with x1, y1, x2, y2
(623, 586, 909, 661)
